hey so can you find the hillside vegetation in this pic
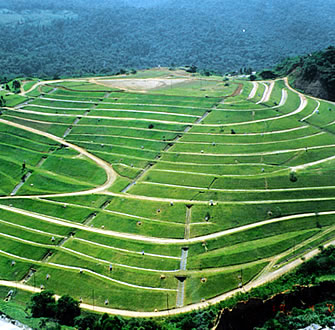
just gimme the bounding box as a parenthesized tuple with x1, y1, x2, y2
(0, 0, 334, 78)
(263, 46, 335, 101)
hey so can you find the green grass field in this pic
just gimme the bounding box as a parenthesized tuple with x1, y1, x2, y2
(0, 70, 334, 313)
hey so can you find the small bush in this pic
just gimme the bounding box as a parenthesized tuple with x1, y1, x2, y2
(289, 171, 298, 182)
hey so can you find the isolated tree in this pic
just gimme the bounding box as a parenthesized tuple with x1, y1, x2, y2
(56, 295, 81, 326)
(12, 80, 21, 90)
(30, 290, 56, 318)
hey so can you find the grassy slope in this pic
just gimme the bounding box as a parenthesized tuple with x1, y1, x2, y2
(0, 71, 334, 312)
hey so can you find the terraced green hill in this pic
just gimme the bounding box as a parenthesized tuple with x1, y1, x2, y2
(0, 69, 335, 316)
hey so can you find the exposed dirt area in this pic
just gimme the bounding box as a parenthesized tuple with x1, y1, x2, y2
(94, 78, 191, 92)
(227, 83, 243, 98)
(294, 75, 329, 100)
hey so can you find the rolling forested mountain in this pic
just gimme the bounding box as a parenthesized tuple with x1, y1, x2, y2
(0, 0, 334, 79)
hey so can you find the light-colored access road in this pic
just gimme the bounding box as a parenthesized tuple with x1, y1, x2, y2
(262, 81, 275, 103)
(0, 118, 117, 194)
(256, 81, 275, 104)
(21, 79, 88, 96)
(247, 82, 258, 99)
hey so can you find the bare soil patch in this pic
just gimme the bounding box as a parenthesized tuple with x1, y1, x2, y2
(94, 78, 190, 92)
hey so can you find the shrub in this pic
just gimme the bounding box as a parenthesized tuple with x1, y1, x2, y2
(289, 171, 298, 182)
(56, 295, 81, 326)
(30, 290, 56, 318)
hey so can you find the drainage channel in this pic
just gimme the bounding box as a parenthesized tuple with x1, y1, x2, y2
(36, 156, 48, 167)
(62, 103, 98, 138)
(121, 106, 214, 195)
(180, 248, 189, 271)
(10, 143, 61, 196)
(41, 250, 54, 263)
(63, 117, 81, 138)
(122, 163, 154, 193)
(21, 268, 36, 284)
(100, 200, 111, 210)
(194, 110, 211, 124)
(176, 204, 192, 308)
(184, 206, 192, 240)
(176, 280, 186, 308)
(40, 87, 57, 97)
(10, 172, 32, 196)
(176, 247, 189, 308)
(83, 212, 99, 226)
(62, 127, 73, 138)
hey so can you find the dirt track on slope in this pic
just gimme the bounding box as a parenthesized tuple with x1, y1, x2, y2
(0, 118, 117, 194)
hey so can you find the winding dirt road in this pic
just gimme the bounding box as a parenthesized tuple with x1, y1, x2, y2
(0, 118, 117, 194)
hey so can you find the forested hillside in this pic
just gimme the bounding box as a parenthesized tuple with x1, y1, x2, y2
(0, 0, 334, 79)
(264, 46, 335, 101)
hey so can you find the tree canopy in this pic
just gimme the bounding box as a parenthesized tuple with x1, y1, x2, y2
(272, 46, 335, 101)
(0, 0, 334, 79)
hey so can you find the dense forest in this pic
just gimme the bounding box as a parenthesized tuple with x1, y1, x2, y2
(260, 46, 335, 101)
(0, 0, 334, 79)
